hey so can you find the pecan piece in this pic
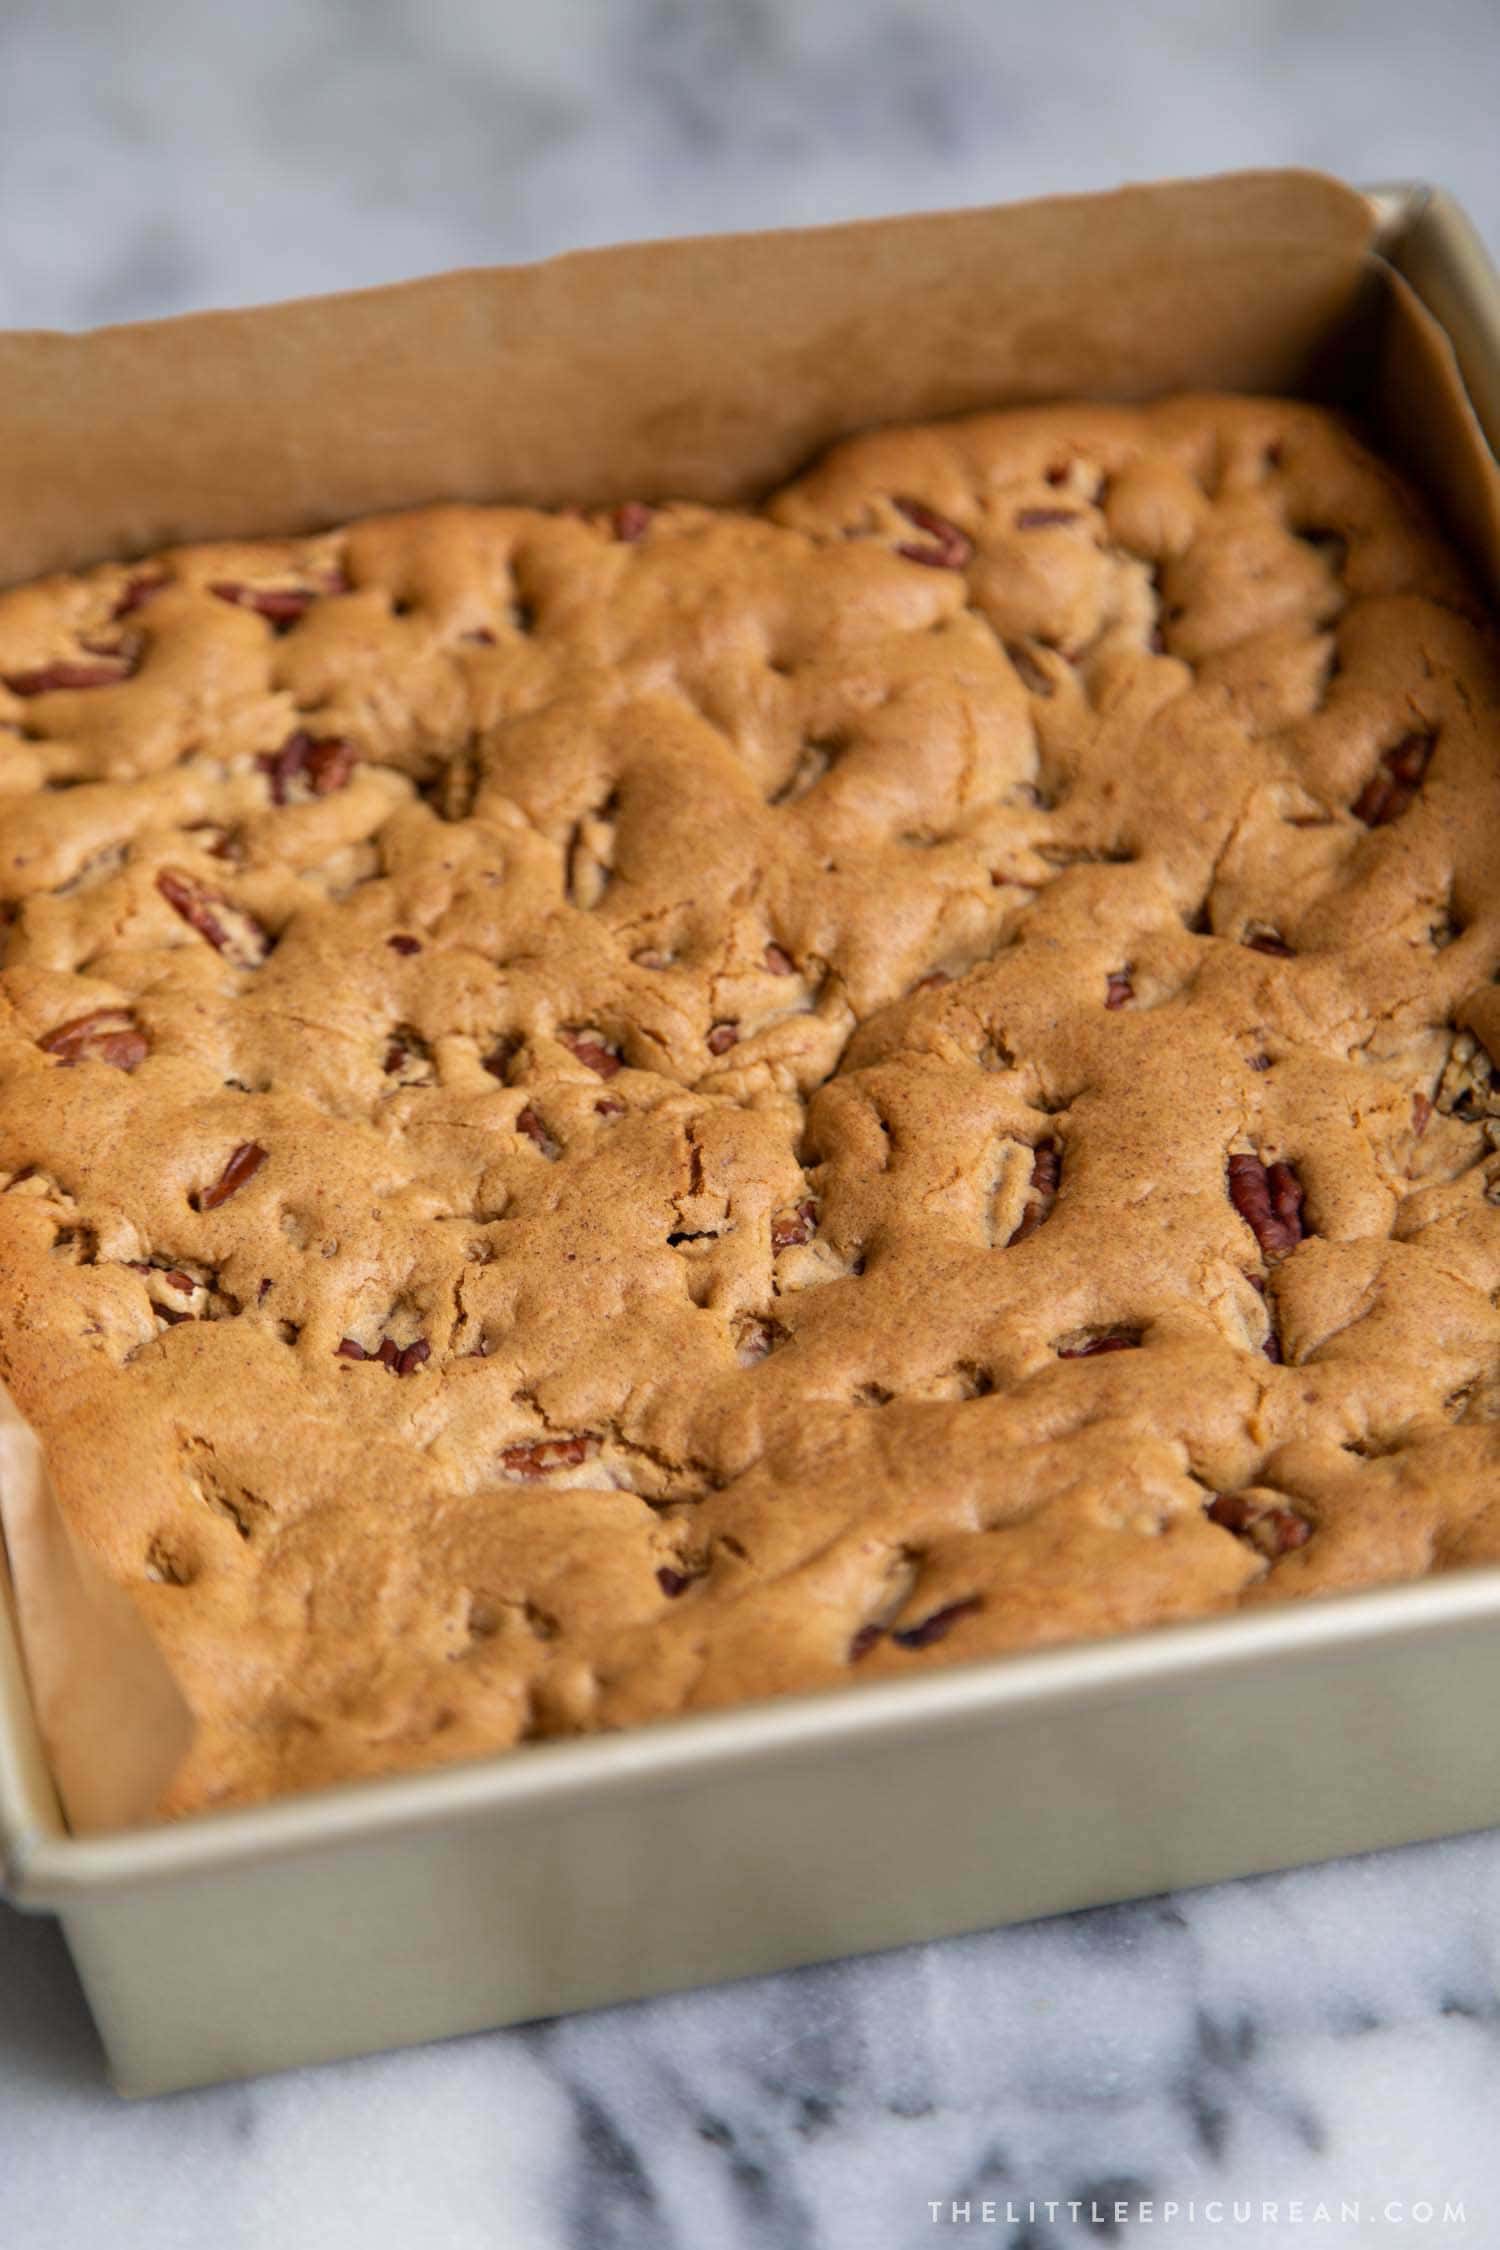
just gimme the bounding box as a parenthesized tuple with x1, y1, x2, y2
(1243, 927, 1294, 958)
(1014, 506, 1079, 529)
(336, 1337, 368, 1361)
(258, 730, 356, 805)
(396, 1339, 430, 1377)
(500, 1436, 591, 1479)
(387, 933, 422, 956)
(613, 502, 653, 542)
(735, 1315, 786, 1366)
(1206, 1492, 1311, 1558)
(1008, 1140, 1060, 1246)
(1352, 731, 1436, 827)
(3, 656, 136, 695)
(39, 1007, 148, 1070)
(771, 1199, 818, 1251)
(892, 496, 972, 570)
(195, 1141, 267, 1212)
(113, 573, 168, 619)
(1227, 1152, 1306, 1261)
(559, 1029, 622, 1079)
(208, 577, 343, 627)
(764, 943, 797, 976)
(706, 1021, 740, 1057)
(1006, 641, 1056, 697)
(1436, 1030, 1497, 1122)
(156, 868, 271, 968)
(1057, 1330, 1141, 1359)
(656, 1565, 695, 1598)
(892, 1595, 983, 1649)
(1105, 972, 1133, 1010)
(382, 1025, 435, 1085)
(516, 1106, 560, 1159)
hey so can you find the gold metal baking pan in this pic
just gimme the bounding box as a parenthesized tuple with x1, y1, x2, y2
(1, 172, 1498, 2094)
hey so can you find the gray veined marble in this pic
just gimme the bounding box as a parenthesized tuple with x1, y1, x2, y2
(2, 0, 1500, 2242)
(0, 0, 1496, 331)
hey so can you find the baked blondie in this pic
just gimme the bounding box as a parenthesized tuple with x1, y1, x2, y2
(2, 395, 1497, 1814)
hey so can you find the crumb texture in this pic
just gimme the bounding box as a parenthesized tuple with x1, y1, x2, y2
(2, 395, 1499, 1814)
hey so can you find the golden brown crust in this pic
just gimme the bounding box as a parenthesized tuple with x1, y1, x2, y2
(2, 394, 1499, 1815)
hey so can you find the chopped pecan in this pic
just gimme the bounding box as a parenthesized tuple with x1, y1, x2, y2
(1412, 1090, 1433, 1136)
(39, 1007, 148, 1070)
(1056, 1330, 1141, 1359)
(156, 868, 271, 968)
(559, 1029, 622, 1079)
(383, 1025, 434, 1085)
(613, 502, 653, 542)
(196, 1141, 267, 1212)
(1006, 641, 1056, 697)
(3, 655, 136, 695)
(656, 1566, 694, 1598)
(892, 496, 972, 570)
(764, 943, 797, 976)
(1014, 506, 1079, 529)
(1227, 1152, 1306, 1260)
(209, 576, 344, 626)
(500, 1435, 591, 1479)
(892, 1595, 983, 1649)
(1436, 1031, 1497, 1122)
(516, 1105, 560, 1159)
(595, 1096, 626, 1118)
(113, 573, 168, 619)
(1244, 927, 1294, 957)
(706, 1022, 740, 1056)
(771, 1199, 817, 1250)
(1105, 972, 1133, 1009)
(1206, 1492, 1310, 1557)
(735, 1315, 785, 1366)
(259, 730, 356, 805)
(396, 1339, 430, 1377)
(1352, 732, 1435, 827)
(387, 933, 422, 956)
(376, 1337, 401, 1369)
(1008, 1140, 1060, 1246)
(336, 1338, 368, 1361)
(849, 1623, 884, 1661)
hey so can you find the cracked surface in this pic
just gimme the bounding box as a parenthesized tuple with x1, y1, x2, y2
(2, 394, 1500, 1816)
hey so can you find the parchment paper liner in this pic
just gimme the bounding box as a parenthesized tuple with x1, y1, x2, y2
(0, 169, 1495, 1832)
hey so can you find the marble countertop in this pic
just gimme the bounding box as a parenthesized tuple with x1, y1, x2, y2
(3, 2, 1500, 2242)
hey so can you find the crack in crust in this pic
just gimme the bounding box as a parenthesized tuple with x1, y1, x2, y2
(3, 393, 1500, 1815)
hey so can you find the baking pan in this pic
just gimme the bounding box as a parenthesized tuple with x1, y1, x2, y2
(2, 172, 1499, 2095)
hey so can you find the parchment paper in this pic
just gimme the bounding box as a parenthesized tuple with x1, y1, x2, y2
(0, 168, 1496, 1837)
